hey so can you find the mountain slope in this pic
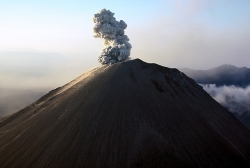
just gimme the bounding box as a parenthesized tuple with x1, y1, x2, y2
(0, 59, 250, 167)
(180, 64, 250, 87)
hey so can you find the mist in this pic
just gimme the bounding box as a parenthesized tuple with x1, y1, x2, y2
(0, 52, 98, 90)
(0, 88, 44, 118)
(201, 84, 250, 115)
(0, 52, 98, 118)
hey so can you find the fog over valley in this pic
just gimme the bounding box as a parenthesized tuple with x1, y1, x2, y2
(201, 84, 250, 130)
(0, 52, 98, 118)
(181, 65, 250, 130)
(0, 88, 44, 118)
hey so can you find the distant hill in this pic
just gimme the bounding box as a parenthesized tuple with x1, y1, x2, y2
(180, 64, 250, 87)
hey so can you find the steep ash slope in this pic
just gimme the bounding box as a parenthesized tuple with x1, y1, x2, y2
(0, 59, 250, 167)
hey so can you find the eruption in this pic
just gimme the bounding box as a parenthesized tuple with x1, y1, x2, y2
(93, 9, 132, 65)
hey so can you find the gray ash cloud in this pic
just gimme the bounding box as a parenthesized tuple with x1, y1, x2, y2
(93, 9, 132, 65)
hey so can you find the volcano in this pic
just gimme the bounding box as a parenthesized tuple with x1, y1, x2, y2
(1, 59, 250, 167)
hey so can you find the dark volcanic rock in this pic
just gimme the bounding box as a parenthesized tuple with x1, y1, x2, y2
(1, 59, 250, 167)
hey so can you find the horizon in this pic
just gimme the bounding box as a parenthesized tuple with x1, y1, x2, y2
(1, 52, 250, 90)
(1, 1, 250, 117)
(1, 1, 250, 69)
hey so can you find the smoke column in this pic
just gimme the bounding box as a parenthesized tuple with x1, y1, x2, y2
(93, 9, 132, 65)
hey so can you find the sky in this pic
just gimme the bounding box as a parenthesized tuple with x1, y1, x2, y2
(1, 0, 250, 90)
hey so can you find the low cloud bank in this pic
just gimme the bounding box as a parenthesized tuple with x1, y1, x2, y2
(201, 84, 250, 115)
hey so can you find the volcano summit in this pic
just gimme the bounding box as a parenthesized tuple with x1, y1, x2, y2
(0, 59, 250, 167)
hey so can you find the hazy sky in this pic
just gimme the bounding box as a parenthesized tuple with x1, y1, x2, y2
(1, 0, 250, 89)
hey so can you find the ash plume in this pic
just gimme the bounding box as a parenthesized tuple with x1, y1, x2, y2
(93, 9, 132, 65)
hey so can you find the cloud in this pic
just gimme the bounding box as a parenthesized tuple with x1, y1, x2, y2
(201, 84, 250, 115)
